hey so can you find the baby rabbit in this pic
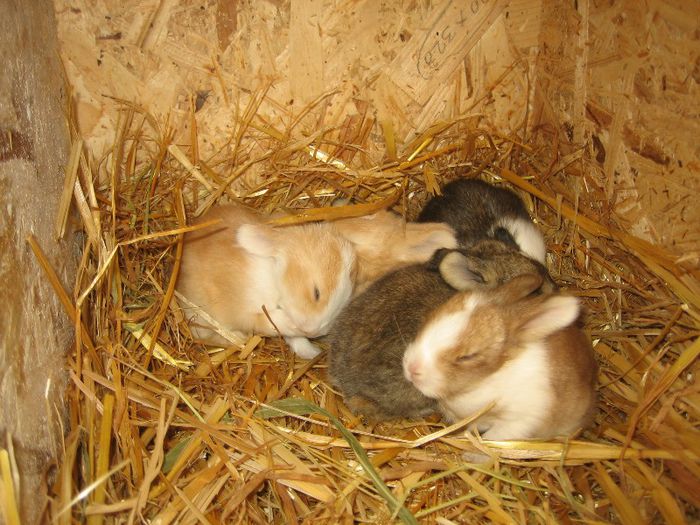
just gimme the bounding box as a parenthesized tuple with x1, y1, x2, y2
(433, 240, 555, 293)
(333, 210, 457, 293)
(418, 178, 547, 264)
(177, 204, 356, 358)
(403, 272, 597, 440)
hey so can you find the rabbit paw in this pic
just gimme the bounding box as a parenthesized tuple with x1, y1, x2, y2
(284, 336, 322, 359)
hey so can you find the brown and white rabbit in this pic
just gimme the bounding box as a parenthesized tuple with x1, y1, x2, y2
(418, 178, 547, 265)
(333, 210, 457, 293)
(326, 244, 552, 420)
(177, 204, 356, 358)
(403, 273, 597, 440)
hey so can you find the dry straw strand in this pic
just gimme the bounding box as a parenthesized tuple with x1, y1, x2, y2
(0, 448, 21, 525)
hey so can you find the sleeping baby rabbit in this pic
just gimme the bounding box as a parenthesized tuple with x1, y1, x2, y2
(418, 177, 547, 264)
(177, 203, 356, 358)
(403, 272, 597, 440)
(327, 263, 452, 420)
(418, 177, 555, 292)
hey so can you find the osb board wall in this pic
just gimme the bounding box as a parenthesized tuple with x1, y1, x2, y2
(53, 0, 540, 170)
(54, 0, 698, 263)
(533, 0, 699, 269)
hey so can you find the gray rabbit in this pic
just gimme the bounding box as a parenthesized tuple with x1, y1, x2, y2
(418, 177, 554, 291)
(327, 256, 465, 420)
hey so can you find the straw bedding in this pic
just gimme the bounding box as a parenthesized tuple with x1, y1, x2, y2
(33, 98, 699, 524)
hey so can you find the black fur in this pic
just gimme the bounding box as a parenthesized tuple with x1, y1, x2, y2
(418, 178, 532, 248)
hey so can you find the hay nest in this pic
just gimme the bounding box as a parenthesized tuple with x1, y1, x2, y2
(32, 93, 699, 524)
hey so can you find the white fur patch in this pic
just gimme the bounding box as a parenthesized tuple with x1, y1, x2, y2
(285, 336, 322, 359)
(441, 342, 553, 440)
(404, 295, 480, 398)
(496, 216, 546, 264)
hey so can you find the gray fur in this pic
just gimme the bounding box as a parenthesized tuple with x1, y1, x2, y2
(432, 241, 556, 294)
(327, 265, 451, 420)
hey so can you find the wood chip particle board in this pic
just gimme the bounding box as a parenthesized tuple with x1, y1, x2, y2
(54, 0, 528, 154)
(534, 0, 699, 263)
(382, 0, 509, 105)
(53, 0, 700, 260)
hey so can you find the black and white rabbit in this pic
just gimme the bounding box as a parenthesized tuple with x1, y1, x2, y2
(418, 178, 547, 265)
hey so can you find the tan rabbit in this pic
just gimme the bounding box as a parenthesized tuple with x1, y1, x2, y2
(333, 210, 457, 293)
(403, 273, 597, 440)
(176, 204, 356, 358)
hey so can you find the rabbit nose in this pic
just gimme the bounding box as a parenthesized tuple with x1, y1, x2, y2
(404, 360, 422, 383)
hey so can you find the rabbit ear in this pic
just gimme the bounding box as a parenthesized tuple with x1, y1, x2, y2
(402, 223, 457, 259)
(236, 224, 280, 257)
(518, 295, 580, 342)
(438, 251, 485, 290)
(489, 273, 543, 303)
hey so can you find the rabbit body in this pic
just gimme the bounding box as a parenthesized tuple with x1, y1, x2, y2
(327, 264, 454, 419)
(418, 178, 546, 264)
(177, 204, 356, 358)
(403, 274, 597, 439)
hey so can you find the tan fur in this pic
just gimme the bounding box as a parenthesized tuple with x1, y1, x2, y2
(438, 302, 509, 396)
(279, 224, 354, 322)
(436, 299, 596, 437)
(178, 205, 255, 343)
(177, 204, 356, 347)
(542, 326, 598, 434)
(333, 210, 457, 293)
